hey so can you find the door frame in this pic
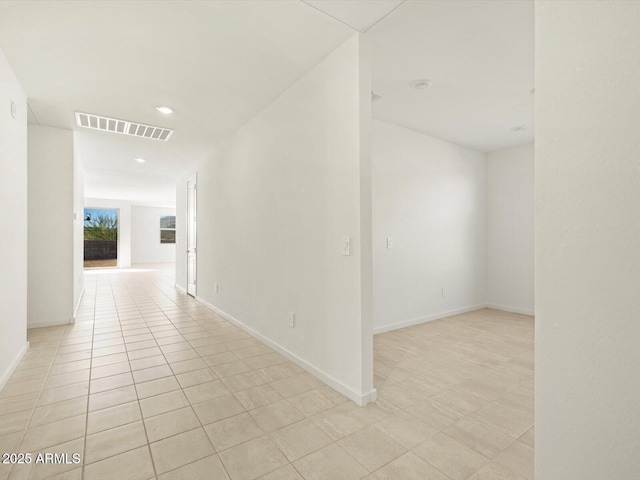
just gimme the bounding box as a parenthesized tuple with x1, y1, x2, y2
(186, 175, 197, 297)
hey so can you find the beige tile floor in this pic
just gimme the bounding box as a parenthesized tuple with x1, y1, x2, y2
(0, 265, 534, 480)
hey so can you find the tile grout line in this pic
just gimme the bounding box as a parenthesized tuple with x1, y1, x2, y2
(124, 278, 160, 480)
(80, 275, 99, 479)
(143, 280, 228, 478)
(3, 267, 533, 480)
(7, 313, 73, 478)
(87, 271, 292, 477)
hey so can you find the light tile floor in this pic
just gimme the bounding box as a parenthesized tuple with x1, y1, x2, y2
(0, 265, 534, 480)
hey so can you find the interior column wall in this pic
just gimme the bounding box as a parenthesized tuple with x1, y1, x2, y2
(0, 49, 28, 389)
(536, 1, 640, 478)
(27, 125, 75, 328)
(187, 34, 374, 404)
(73, 136, 84, 316)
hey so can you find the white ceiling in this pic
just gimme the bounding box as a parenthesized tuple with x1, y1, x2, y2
(302, 0, 404, 32)
(0, 1, 353, 206)
(368, 0, 534, 152)
(0, 0, 533, 205)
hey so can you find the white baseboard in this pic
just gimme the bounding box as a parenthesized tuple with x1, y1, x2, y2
(195, 296, 376, 406)
(373, 304, 487, 335)
(175, 283, 187, 294)
(0, 342, 29, 392)
(485, 303, 535, 316)
(28, 318, 74, 329)
(361, 388, 377, 404)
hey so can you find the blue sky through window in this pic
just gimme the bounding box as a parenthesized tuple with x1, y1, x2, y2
(84, 208, 118, 227)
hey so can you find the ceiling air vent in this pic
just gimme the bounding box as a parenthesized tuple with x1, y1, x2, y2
(75, 112, 174, 141)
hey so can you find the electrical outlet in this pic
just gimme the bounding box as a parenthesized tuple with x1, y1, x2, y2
(288, 312, 296, 328)
(386, 237, 393, 249)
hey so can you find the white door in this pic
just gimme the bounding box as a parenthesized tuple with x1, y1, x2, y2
(187, 177, 197, 296)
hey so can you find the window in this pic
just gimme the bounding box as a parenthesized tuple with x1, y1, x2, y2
(160, 215, 176, 244)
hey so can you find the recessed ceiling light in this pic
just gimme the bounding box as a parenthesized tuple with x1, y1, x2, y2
(411, 79, 432, 90)
(155, 106, 173, 115)
(135, 158, 146, 163)
(511, 125, 525, 132)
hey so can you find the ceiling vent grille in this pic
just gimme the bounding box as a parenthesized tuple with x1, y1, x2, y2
(75, 112, 174, 141)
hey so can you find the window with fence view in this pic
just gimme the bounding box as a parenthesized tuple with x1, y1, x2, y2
(84, 208, 118, 268)
(160, 215, 176, 244)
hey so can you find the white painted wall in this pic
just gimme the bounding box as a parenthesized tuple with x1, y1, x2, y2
(536, 2, 640, 478)
(131, 206, 176, 264)
(180, 34, 374, 404)
(371, 120, 486, 333)
(486, 143, 534, 315)
(84, 198, 132, 269)
(73, 137, 84, 315)
(0, 50, 28, 389)
(27, 125, 75, 328)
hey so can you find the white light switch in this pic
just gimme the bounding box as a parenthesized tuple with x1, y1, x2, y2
(386, 237, 393, 249)
(214, 283, 219, 293)
(288, 312, 296, 328)
(342, 236, 351, 256)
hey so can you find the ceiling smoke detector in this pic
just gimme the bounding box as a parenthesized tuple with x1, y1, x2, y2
(411, 79, 432, 90)
(75, 112, 174, 141)
(135, 158, 146, 163)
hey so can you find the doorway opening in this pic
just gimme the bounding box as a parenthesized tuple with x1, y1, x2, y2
(84, 208, 118, 268)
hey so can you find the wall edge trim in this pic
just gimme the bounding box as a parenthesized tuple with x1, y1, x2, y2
(0, 342, 29, 393)
(195, 296, 376, 406)
(373, 304, 487, 335)
(485, 303, 535, 316)
(27, 319, 73, 329)
(73, 287, 85, 320)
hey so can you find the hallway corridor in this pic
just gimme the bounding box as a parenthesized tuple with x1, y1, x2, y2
(0, 267, 533, 480)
